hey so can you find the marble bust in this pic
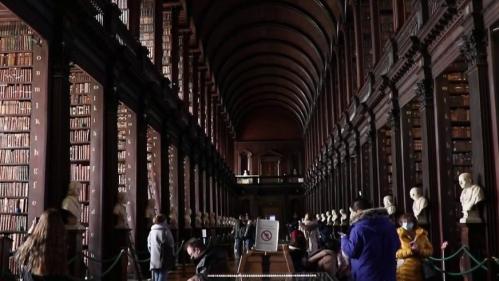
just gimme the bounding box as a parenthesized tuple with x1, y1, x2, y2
(113, 192, 129, 229)
(320, 213, 327, 223)
(410, 187, 428, 225)
(203, 212, 210, 227)
(459, 173, 485, 223)
(331, 210, 339, 225)
(184, 208, 192, 229)
(195, 211, 203, 228)
(383, 195, 397, 215)
(210, 212, 216, 227)
(339, 209, 348, 226)
(326, 211, 332, 225)
(169, 206, 178, 229)
(62, 181, 82, 227)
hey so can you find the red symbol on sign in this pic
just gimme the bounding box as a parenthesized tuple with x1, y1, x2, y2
(261, 230, 272, 241)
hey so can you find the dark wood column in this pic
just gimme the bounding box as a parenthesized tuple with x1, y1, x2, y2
(127, 0, 140, 38)
(388, 92, 405, 210)
(153, 0, 163, 71)
(415, 77, 439, 241)
(45, 2, 71, 208)
(189, 148, 197, 227)
(192, 53, 199, 121)
(369, 0, 381, 63)
(135, 100, 149, 252)
(170, 7, 179, 88)
(352, 0, 364, 88)
(367, 115, 380, 206)
(177, 135, 185, 231)
(461, 27, 497, 256)
(160, 120, 171, 215)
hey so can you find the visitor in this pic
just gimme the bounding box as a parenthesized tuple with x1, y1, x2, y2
(185, 238, 229, 281)
(396, 213, 433, 281)
(147, 214, 175, 281)
(340, 198, 399, 281)
(15, 209, 70, 281)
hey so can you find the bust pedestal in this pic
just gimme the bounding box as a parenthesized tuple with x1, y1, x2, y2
(459, 223, 486, 281)
(111, 227, 131, 281)
(66, 227, 85, 279)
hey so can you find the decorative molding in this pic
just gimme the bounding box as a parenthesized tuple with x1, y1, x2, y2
(460, 29, 488, 67)
(415, 79, 434, 110)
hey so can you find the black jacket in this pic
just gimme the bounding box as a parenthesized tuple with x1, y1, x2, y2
(194, 246, 229, 280)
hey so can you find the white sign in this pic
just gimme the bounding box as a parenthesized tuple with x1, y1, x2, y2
(255, 219, 279, 252)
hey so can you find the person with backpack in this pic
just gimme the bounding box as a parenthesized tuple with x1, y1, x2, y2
(148, 214, 175, 281)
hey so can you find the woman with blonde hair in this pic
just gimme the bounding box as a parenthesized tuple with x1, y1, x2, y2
(15, 208, 69, 280)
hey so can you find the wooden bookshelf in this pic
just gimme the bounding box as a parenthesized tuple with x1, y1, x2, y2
(360, 0, 372, 81)
(378, 0, 393, 47)
(139, 0, 155, 62)
(162, 10, 172, 80)
(441, 71, 472, 206)
(168, 144, 178, 229)
(378, 126, 392, 196)
(69, 67, 99, 258)
(112, 0, 129, 28)
(178, 33, 184, 100)
(183, 155, 190, 224)
(402, 100, 422, 188)
(0, 19, 48, 273)
(146, 126, 160, 204)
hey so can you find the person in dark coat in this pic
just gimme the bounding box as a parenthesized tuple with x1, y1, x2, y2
(185, 238, 229, 281)
(340, 198, 400, 281)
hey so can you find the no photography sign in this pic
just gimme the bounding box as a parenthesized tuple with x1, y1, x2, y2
(255, 219, 279, 252)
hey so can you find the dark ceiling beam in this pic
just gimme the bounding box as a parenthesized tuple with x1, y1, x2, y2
(232, 92, 307, 123)
(234, 99, 305, 130)
(201, 1, 331, 54)
(207, 23, 325, 72)
(223, 68, 314, 107)
(219, 60, 315, 97)
(225, 76, 311, 113)
(215, 42, 320, 84)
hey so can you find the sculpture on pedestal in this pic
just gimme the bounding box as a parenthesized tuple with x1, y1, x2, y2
(210, 212, 216, 227)
(195, 211, 202, 228)
(61, 181, 82, 227)
(410, 187, 428, 225)
(320, 213, 327, 223)
(169, 206, 178, 229)
(383, 195, 397, 215)
(203, 212, 210, 227)
(339, 209, 348, 226)
(459, 173, 485, 223)
(326, 211, 332, 225)
(331, 210, 339, 225)
(113, 192, 128, 229)
(184, 208, 192, 229)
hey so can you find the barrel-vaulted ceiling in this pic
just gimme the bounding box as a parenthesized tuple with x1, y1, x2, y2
(187, 0, 343, 131)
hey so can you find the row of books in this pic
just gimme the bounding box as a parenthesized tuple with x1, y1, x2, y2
(0, 198, 27, 213)
(70, 104, 91, 116)
(447, 95, 470, 107)
(0, 214, 26, 232)
(0, 182, 28, 197)
(69, 145, 90, 161)
(452, 153, 472, 165)
(0, 68, 32, 83)
(118, 150, 126, 160)
(78, 182, 89, 202)
(118, 162, 126, 174)
(70, 94, 92, 106)
(70, 129, 90, 143)
(441, 85, 469, 94)
(0, 133, 29, 147)
(451, 126, 471, 138)
(69, 83, 92, 95)
(0, 148, 29, 163)
(0, 22, 32, 36)
(0, 84, 31, 99)
(0, 36, 33, 52)
(0, 166, 29, 181)
(119, 174, 127, 185)
(81, 204, 89, 224)
(0, 116, 30, 131)
(70, 116, 91, 128)
(0, 100, 31, 115)
(70, 164, 90, 181)
(452, 140, 472, 152)
(0, 52, 32, 66)
(9, 232, 26, 252)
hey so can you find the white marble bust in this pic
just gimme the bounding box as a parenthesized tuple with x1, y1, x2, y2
(113, 192, 129, 229)
(210, 212, 216, 227)
(459, 173, 485, 223)
(339, 209, 348, 225)
(331, 210, 339, 225)
(202, 212, 210, 227)
(383, 195, 396, 215)
(184, 208, 192, 229)
(169, 206, 178, 229)
(325, 211, 332, 225)
(195, 211, 203, 228)
(410, 187, 428, 224)
(320, 213, 327, 223)
(62, 181, 83, 227)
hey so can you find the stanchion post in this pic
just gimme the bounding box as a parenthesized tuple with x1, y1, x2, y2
(66, 227, 84, 279)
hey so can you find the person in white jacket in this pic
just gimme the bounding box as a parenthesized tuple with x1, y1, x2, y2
(147, 214, 175, 281)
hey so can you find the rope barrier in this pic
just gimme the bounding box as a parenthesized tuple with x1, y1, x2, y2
(80, 249, 125, 264)
(127, 251, 150, 263)
(67, 249, 127, 281)
(427, 245, 467, 262)
(462, 247, 488, 270)
(426, 258, 489, 276)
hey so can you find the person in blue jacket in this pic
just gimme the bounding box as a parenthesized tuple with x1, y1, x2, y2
(340, 198, 400, 281)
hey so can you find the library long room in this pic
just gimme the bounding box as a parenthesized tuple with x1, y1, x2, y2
(0, 1, 498, 281)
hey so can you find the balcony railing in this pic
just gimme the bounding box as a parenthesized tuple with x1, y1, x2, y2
(236, 175, 304, 185)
